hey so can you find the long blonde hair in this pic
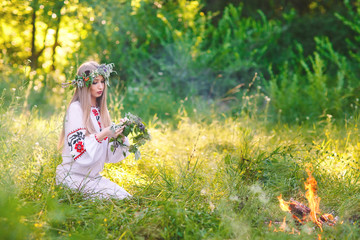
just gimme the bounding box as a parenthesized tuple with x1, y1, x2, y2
(58, 61, 112, 149)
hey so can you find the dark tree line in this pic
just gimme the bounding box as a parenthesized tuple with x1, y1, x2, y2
(203, 0, 346, 19)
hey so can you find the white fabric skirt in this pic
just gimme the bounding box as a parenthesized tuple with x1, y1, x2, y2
(56, 168, 131, 200)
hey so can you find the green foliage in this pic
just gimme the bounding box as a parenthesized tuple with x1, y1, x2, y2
(335, 0, 360, 64)
(76, 2, 286, 99)
(0, 191, 35, 239)
(2, 0, 360, 124)
(207, 4, 282, 74)
(265, 36, 360, 122)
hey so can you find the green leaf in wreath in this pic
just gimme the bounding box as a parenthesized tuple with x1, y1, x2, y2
(123, 126, 131, 136)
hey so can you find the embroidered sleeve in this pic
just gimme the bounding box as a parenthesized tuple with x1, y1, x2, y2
(67, 128, 86, 160)
(65, 102, 105, 166)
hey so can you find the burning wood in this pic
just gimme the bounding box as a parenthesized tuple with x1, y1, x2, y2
(276, 168, 338, 232)
(320, 213, 337, 226)
(289, 198, 311, 221)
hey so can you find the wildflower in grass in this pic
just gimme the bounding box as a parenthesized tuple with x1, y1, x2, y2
(34, 223, 43, 228)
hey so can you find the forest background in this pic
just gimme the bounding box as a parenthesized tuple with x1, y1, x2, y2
(2, 0, 360, 122)
(1, 0, 360, 239)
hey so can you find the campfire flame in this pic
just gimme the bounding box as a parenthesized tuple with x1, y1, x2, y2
(275, 168, 337, 233)
(304, 168, 322, 230)
(277, 194, 291, 212)
(279, 217, 287, 232)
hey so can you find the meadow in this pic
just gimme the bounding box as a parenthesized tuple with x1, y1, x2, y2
(2, 0, 360, 239)
(1, 86, 360, 239)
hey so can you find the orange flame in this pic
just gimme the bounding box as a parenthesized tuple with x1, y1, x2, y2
(277, 194, 291, 212)
(321, 213, 334, 221)
(276, 166, 337, 233)
(279, 217, 287, 232)
(304, 168, 323, 231)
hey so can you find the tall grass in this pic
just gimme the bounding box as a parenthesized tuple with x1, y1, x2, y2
(1, 86, 360, 239)
(265, 36, 360, 123)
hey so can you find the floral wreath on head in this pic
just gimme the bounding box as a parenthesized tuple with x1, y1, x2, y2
(62, 63, 116, 88)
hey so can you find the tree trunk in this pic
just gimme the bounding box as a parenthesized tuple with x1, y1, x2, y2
(51, 1, 65, 71)
(51, 19, 61, 71)
(30, 0, 38, 69)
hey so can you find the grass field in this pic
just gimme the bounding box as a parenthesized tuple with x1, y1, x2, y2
(1, 91, 360, 240)
(2, 0, 360, 238)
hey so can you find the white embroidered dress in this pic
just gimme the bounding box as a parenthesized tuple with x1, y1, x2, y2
(56, 101, 131, 199)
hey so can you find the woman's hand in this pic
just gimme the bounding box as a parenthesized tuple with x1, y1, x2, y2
(105, 125, 124, 139)
(95, 119, 128, 142)
(94, 125, 123, 142)
(111, 125, 125, 139)
(119, 117, 129, 125)
(114, 118, 129, 141)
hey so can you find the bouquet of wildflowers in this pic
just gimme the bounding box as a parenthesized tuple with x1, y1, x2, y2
(110, 112, 150, 160)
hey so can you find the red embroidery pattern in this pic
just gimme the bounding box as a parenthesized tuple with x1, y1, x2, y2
(91, 108, 102, 130)
(94, 134, 102, 143)
(67, 127, 86, 162)
(67, 128, 86, 138)
(74, 141, 84, 152)
(74, 150, 86, 160)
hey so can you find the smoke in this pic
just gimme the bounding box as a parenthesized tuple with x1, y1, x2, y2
(249, 183, 269, 204)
